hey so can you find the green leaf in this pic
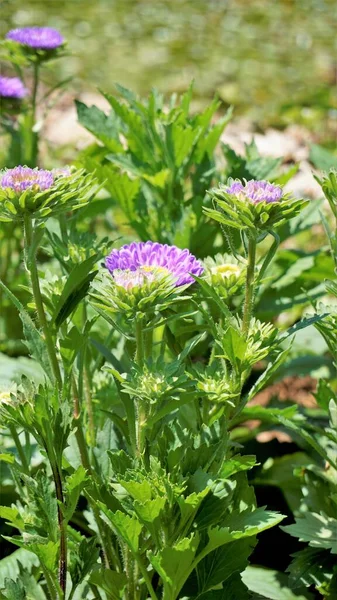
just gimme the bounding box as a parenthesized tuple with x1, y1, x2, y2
(287, 547, 336, 592)
(69, 537, 100, 589)
(76, 100, 123, 152)
(64, 466, 87, 523)
(0, 507, 25, 530)
(195, 538, 255, 593)
(0, 550, 39, 588)
(98, 507, 142, 553)
(202, 508, 285, 557)
(99, 166, 140, 220)
(246, 346, 292, 402)
(148, 534, 199, 600)
(242, 566, 314, 599)
(133, 497, 166, 537)
(119, 479, 152, 503)
(53, 255, 98, 328)
(220, 325, 247, 367)
(0, 280, 53, 382)
(89, 569, 127, 600)
(283, 513, 337, 554)
(0, 579, 25, 600)
(219, 455, 257, 479)
(310, 144, 337, 171)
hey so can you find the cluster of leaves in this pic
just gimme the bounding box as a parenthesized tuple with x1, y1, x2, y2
(0, 81, 337, 600)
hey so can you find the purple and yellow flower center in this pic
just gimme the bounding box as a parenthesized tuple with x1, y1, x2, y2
(6, 27, 64, 50)
(0, 76, 28, 99)
(106, 241, 204, 287)
(226, 179, 283, 204)
(1, 167, 54, 192)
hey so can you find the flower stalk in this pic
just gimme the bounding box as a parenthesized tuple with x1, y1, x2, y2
(242, 234, 257, 335)
(23, 215, 62, 386)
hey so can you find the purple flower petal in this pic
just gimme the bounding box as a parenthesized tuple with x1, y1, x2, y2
(226, 179, 283, 204)
(1, 166, 54, 192)
(105, 241, 204, 287)
(6, 27, 64, 50)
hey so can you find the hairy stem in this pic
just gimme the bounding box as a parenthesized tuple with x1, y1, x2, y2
(23, 216, 62, 386)
(242, 235, 257, 335)
(72, 378, 115, 570)
(135, 318, 144, 366)
(135, 553, 158, 600)
(50, 462, 67, 598)
(9, 425, 29, 473)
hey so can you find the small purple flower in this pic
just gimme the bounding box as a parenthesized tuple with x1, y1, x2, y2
(6, 27, 64, 50)
(0, 76, 28, 99)
(106, 241, 204, 287)
(226, 179, 283, 204)
(1, 166, 54, 192)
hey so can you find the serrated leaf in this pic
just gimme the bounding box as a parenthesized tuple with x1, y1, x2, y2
(242, 566, 314, 599)
(76, 100, 123, 152)
(195, 538, 255, 593)
(0, 549, 39, 588)
(98, 507, 142, 553)
(287, 547, 336, 591)
(219, 455, 257, 479)
(283, 513, 337, 554)
(148, 534, 199, 600)
(201, 508, 285, 557)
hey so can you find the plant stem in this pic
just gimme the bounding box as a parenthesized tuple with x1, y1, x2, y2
(135, 318, 144, 366)
(144, 328, 153, 360)
(41, 564, 58, 600)
(135, 553, 158, 600)
(9, 425, 29, 473)
(242, 235, 257, 335)
(50, 462, 67, 598)
(72, 377, 115, 571)
(23, 216, 62, 387)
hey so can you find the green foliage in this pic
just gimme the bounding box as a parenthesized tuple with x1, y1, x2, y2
(1, 76, 337, 600)
(77, 85, 232, 252)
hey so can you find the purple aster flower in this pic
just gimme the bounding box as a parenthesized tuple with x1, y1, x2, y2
(1, 166, 54, 192)
(106, 241, 204, 287)
(0, 76, 28, 99)
(6, 27, 64, 50)
(226, 179, 283, 204)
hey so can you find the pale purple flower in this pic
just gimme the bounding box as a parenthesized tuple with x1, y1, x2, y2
(106, 241, 204, 287)
(6, 27, 64, 50)
(226, 179, 283, 204)
(0, 76, 28, 99)
(1, 166, 54, 192)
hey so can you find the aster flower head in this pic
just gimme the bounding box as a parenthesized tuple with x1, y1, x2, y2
(6, 27, 64, 50)
(206, 177, 308, 232)
(1, 166, 54, 192)
(91, 242, 202, 323)
(0, 76, 28, 99)
(106, 241, 204, 287)
(0, 166, 98, 222)
(226, 179, 283, 204)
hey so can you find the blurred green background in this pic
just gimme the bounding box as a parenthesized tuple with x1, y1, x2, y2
(1, 0, 336, 138)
